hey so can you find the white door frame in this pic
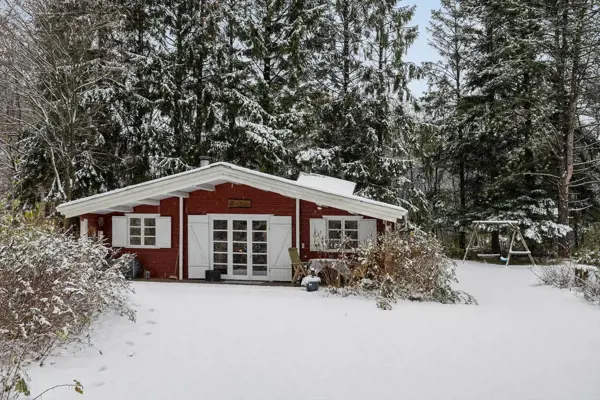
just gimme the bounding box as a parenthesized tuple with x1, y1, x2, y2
(208, 214, 273, 281)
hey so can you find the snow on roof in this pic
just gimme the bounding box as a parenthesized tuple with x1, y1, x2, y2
(296, 172, 356, 196)
(56, 162, 408, 221)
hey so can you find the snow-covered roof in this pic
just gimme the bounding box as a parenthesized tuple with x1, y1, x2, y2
(57, 162, 408, 222)
(296, 173, 356, 196)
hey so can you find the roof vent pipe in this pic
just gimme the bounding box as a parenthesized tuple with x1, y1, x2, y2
(199, 156, 211, 168)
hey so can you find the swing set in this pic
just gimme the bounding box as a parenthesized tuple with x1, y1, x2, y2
(462, 220, 535, 267)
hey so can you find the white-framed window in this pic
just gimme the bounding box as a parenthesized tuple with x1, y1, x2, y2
(127, 214, 158, 248)
(326, 216, 360, 249)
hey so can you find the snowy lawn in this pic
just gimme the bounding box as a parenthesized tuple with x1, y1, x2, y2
(26, 261, 600, 400)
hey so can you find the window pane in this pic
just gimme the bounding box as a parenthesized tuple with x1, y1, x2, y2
(214, 265, 227, 275)
(253, 254, 267, 265)
(252, 220, 267, 231)
(144, 237, 156, 246)
(252, 243, 267, 254)
(213, 220, 227, 230)
(233, 231, 247, 241)
(130, 236, 141, 245)
(130, 227, 141, 236)
(233, 243, 247, 253)
(328, 220, 342, 229)
(233, 220, 247, 230)
(345, 220, 358, 230)
(214, 231, 227, 241)
(144, 218, 156, 227)
(253, 265, 267, 276)
(329, 239, 341, 248)
(214, 242, 227, 252)
(130, 218, 141, 227)
(214, 253, 228, 264)
(233, 254, 247, 264)
(328, 230, 341, 239)
(347, 230, 358, 240)
(233, 265, 247, 275)
(252, 232, 267, 242)
(144, 227, 156, 237)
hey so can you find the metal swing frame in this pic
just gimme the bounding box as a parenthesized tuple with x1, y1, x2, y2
(462, 220, 536, 267)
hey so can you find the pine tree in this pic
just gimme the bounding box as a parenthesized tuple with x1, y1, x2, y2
(421, 0, 471, 242)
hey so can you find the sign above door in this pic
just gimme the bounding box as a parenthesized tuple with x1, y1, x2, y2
(228, 199, 252, 208)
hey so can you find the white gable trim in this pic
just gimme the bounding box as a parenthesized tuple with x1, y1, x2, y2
(56, 163, 408, 222)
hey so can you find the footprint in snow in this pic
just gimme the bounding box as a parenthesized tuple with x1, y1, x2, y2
(127, 351, 135, 358)
(144, 332, 152, 336)
(148, 308, 155, 313)
(99, 366, 108, 372)
(147, 320, 157, 325)
(125, 341, 135, 346)
(92, 381, 106, 388)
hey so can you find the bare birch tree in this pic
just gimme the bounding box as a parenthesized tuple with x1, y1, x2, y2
(0, 0, 122, 221)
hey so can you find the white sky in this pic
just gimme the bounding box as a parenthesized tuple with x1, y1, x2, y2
(405, 0, 441, 96)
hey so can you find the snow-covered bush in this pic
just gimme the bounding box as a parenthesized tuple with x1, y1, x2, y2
(536, 263, 600, 305)
(537, 265, 574, 288)
(357, 231, 477, 309)
(0, 206, 135, 399)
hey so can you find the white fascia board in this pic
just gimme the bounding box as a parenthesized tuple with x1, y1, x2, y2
(57, 168, 226, 218)
(57, 164, 408, 221)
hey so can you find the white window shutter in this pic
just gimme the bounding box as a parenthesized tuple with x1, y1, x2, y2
(188, 215, 209, 279)
(80, 218, 88, 240)
(358, 219, 378, 244)
(269, 216, 292, 281)
(309, 218, 326, 251)
(156, 217, 172, 248)
(111, 216, 127, 247)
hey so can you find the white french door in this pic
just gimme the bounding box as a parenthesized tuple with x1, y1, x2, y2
(210, 215, 269, 280)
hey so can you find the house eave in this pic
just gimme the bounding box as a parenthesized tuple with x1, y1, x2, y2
(57, 164, 408, 222)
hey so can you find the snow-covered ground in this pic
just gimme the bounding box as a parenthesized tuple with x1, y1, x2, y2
(26, 261, 600, 400)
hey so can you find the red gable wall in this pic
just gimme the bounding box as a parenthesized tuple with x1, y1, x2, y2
(83, 183, 385, 279)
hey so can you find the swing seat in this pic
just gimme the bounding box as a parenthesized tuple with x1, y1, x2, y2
(509, 250, 531, 255)
(477, 253, 501, 258)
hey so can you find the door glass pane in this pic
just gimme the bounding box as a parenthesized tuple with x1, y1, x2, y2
(214, 220, 227, 230)
(253, 254, 267, 265)
(252, 243, 267, 253)
(233, 220, 247, 230)
(233, 242, 247, 253)
(214, 231, 227, 241)
(233, 265, 247, 275)
(233, 254, 247, 264)
(130, 227, 141, 236)
(252, 232, 267, 242)
(130, 218, 141, 227)
(233, 231, 247, 241)
(252, 220, 267, 231)
(130, 236, 141, 245)
(214, 253, 228, 264)
(144, 237, 156, 246)
(214, 242, 227, 252)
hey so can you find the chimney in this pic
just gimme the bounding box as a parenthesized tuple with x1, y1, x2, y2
(199, 156, 211, 168)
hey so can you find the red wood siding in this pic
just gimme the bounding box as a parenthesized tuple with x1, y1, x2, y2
(81, 182, 385, 279)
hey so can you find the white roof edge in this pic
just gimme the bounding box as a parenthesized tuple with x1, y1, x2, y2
(57, 162, 408, 222)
